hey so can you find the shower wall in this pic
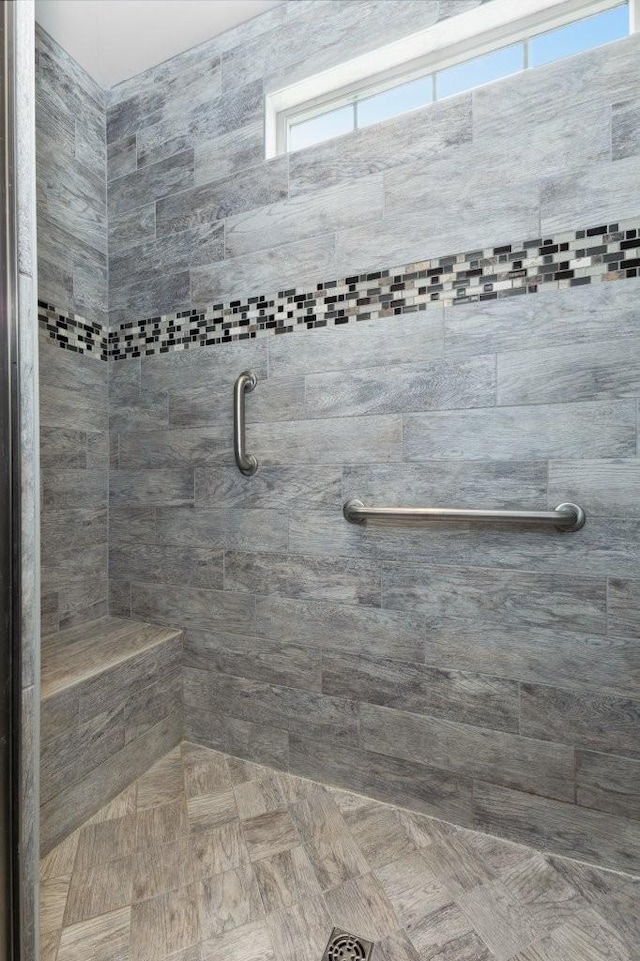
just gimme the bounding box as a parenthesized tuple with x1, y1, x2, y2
(105, 0, 482, 326)
(89, 0, 640, 873)
(36, 26, 109, 634)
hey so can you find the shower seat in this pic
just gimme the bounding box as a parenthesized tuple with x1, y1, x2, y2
(40, 615, 183, 853)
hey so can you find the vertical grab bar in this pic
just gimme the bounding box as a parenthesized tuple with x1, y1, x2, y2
(233, 371, 258, 475)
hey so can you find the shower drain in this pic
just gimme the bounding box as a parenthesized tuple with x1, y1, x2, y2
(322, 928, 374, 961)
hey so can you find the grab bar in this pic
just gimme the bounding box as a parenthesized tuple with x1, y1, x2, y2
(343, 499, 586, 532)
(233, 371, 258, 475)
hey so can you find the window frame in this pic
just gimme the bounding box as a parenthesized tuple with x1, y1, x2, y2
(266, 0, 638, 157)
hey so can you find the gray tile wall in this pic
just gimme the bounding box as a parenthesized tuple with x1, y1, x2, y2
(36, 24, 107, 327)
(106, 8, 640, 324)
(44, 0, 640, 873)
(105, 0, 488, 325)
(39, 332, 109, 633)
(36, 26, 109, 634)
(110, 280, 640, 874)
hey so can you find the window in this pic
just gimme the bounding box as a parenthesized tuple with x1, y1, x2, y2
(435, 43, 523, 100)
(358, 75, 433, 129)
(267, 0, 634, 157)
(529, 3, 629, 65)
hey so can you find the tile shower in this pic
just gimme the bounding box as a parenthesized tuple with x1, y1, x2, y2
(36, 1, 640, 959)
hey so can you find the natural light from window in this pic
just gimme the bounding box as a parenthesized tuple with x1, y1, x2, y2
(285, 2, 630, 154)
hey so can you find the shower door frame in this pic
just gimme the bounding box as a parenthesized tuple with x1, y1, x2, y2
(0, 1, 25, 958)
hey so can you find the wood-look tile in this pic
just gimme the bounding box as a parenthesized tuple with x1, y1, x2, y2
(546, 855, 636, 906)
(41, 686, 79, 747)
(372, 930, 422, 961)
(198, 863, 264, 939)
(182, 744, 232, 799)
(125, 669, 182, 744)
(594, 880, 640, 950)
(87, 783, 137, 824)
(40, 930, 62, 961)
(234, 775, 287, 820)
(322, 649, 519, 733)
(375, 853, 451, 934)
(403, 401, 636, 463)
(305, 355, 494, 418)
(275, 772, 325, 805)
(242, 412, 402, 468)
(57, 906, 131, 961)
(40, 831, 79, 880)
(165, 948, 201, 961)
(64, 856, 133, 925)
(520, 682, 640, 759)
(201, 918, 275, 961)
(456, 879, 539, 961)
(41, 617, 180, 699)
(421, 835, 496, 897)
(241, 810, 299, 862)
(463, 832, 536, 877)
(500, 853, 587, 931)
(184, 667, 358, 744)
(256, 595, 424, 664)
(382, 565, 605, 639)
(288, 792, 369, 890)
(186, 708, 292, 773)
(324, 872, 400, 942)
(328, 788, 378, 820)
(224, 549, 380, 607)
(396, 811, 455, 850)
(133, 838, 194, 901)
(189, 821, 250, 881)
(252, 845, 321, 913)
(576, 749, 640, 819)
(360, 699, 575, 804)
(153, 508, 287, 555)
(335, 796, 419, 870)
(136, 798, 189, 848)
(181, 743, 224, 766)
(137, 747, 184, 809)
(509, 935, 569, 960)
(41, 707, 125, 809)
(187, 790, 238, 834)
(77, 635, 182, 725)
(474, 780, 640, 875)
(409, 903, 494, 961)
(225, 756, 274, 787)
(515, 907, 634, 961)
(73, 815, 136, 873)
(130, 884, 200, 961)
(39, 743, 640, 961)
(40, 876, 71, 935)
(265, 895, 333, 961)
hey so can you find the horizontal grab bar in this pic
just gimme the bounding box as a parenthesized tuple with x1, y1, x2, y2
(343, 499, 586, 532)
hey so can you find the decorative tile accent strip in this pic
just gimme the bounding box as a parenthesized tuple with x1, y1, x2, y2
(38, 301, 108, 360)
(109, 218, 640, 361)
(41, 217, 640, 362)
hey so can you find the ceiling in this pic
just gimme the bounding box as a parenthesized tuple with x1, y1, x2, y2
(34, 0, 285, 88)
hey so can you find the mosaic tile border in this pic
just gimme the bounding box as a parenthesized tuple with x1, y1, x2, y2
(39, 217, 640, 362)
(38, 301, 108, 360)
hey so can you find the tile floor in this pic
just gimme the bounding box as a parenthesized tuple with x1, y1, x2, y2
(40, 743, 640, 961)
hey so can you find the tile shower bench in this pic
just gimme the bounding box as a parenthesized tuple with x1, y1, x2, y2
(40, 615, 183, 854)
